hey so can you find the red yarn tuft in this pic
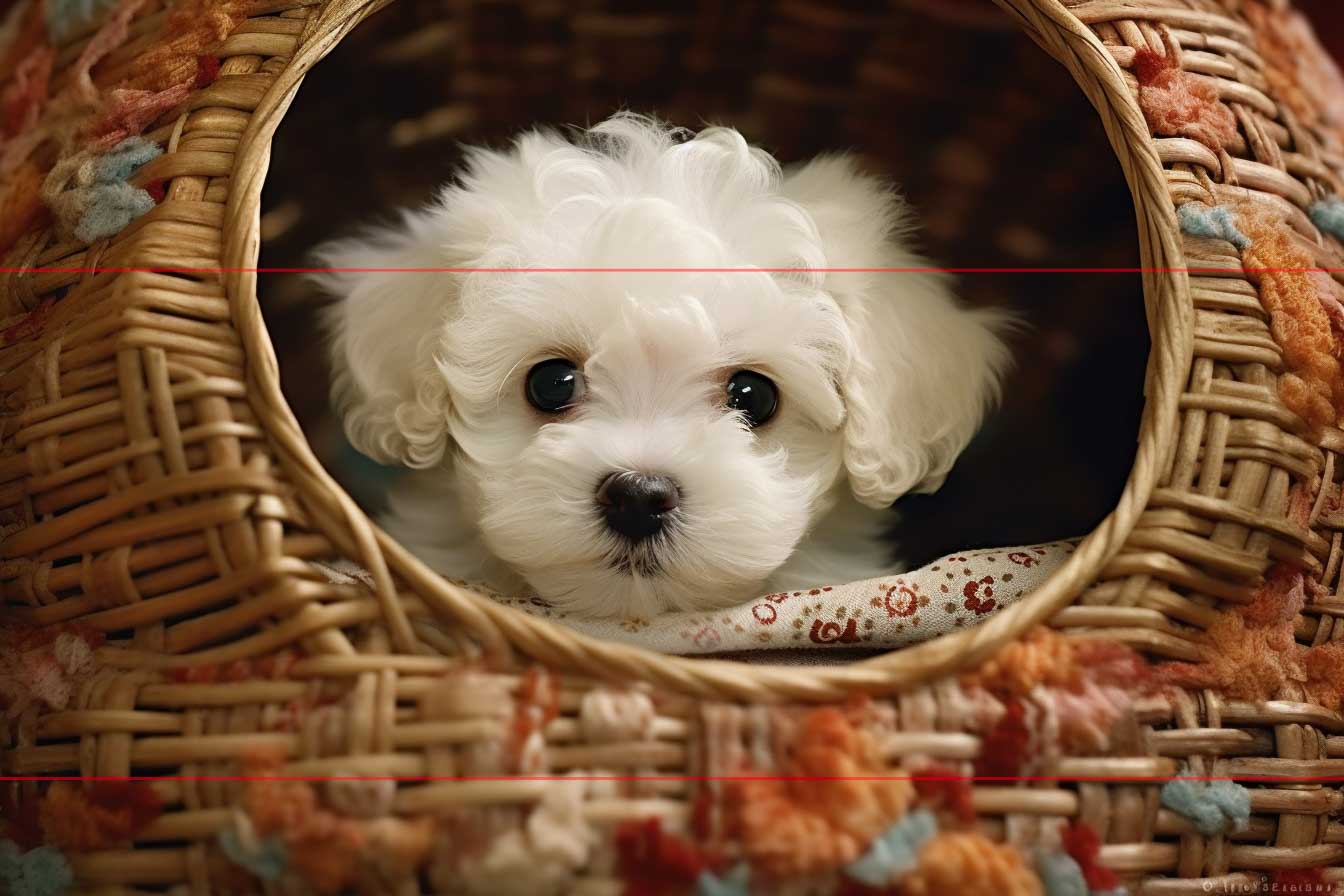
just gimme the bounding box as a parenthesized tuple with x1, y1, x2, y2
(88, 781, 164, 833)
(912, 763, 976, 826)
(974, 699, 1031, 778)
(171, 664, 221, 683)
(615, 817, 716, 896)
(1270, 868, 1333, 893)
(1132, 47, 1171, 85)
(0, 790, 45, 851)
(144, 178, 167, 202)
(690, 792, 716, 842)
(1131, 46, 1238, 151)
(91, 82, 193, 149)
(40, 780, 164, 850)
(835, 879, 900, 896)
(1059, 820, 1120, 891)
(1, 295, 56, 343)
(509, 666, 561, 771)
(168, 649, 299, 685)
(1070, 638, 1155, 694)
(194, 55, 221, 88)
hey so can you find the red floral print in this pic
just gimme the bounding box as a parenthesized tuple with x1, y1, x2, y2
(809, 618, 861, 644)
(884, 584, 920, 618)
(962, 576, 997, 614)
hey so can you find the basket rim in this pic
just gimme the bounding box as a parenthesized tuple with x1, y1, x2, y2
(221, 0, 1195, 701)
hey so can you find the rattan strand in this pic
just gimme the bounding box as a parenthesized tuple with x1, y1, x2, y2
(3, 0, 1344, 891)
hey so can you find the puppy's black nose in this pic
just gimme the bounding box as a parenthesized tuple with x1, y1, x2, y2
(597, 472, 680, 541)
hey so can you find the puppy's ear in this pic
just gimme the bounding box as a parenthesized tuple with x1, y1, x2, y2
(313, 211, 458, 469)
(781, 156, 1014, 508)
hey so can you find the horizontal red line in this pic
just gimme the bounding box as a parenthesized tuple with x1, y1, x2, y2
(2, 775, 1341, 782)
(1, 266, 1341, 274)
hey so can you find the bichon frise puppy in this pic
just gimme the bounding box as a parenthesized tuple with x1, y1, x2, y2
(317, 113, 1011, 619)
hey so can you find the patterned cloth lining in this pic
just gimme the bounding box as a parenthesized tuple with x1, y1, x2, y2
(315, 540, 1079, 655)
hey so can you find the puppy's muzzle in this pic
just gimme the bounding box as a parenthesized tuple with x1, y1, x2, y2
(596, 471, 680, 542)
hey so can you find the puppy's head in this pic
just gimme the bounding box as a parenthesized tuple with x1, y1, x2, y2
(317, 114, 1011, 617)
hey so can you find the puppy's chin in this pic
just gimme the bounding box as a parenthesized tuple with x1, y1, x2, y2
(480, 514, 800, 618)
(519, 555, 774, 619)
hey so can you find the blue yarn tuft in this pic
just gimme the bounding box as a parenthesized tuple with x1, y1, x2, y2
(697, 862, 750, 896)
(844, 809, 938, 887)
(0, 840, 75, 896)
(1160, 775, 1251, 836)
(94, 138, 163, 183)
(218, 828, 287, 881)
(1205, 779, 1253, 830)
(74, 182, 156, 243)
(1177, 203, 1251, 250)
(1036, 850, 1089, 896)
(44, 0, 117, 42)
(61, 138, 162, 243)
(1310, 198, 1344, 241)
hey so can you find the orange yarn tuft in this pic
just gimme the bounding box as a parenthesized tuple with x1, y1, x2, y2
(240, 775, 367, 894)
(1303, 642, 1344, 710)
(962, 627, 1081, 698)
(1287, 482, 1316, 529)
(39, 781, 164, 851)
(1236, 200, 1344, 433)
(364, 816, 438, 876)
(285, 816, 366, 896)
(728, 707, 913, 878)
(0, 159, 49, 257)
(244, 778, 318, 837)
(901, 832, 1043, 896)
(1132, 47, 1237, 152)
(1159, 609, 1303, 701)
(2, 45, 53, 137)
(118, 0, 252, 93)
(1243, 564, 1307, 628)
(1244, 2, 1344, 139)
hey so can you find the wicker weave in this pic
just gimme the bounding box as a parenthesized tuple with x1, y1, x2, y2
(3, 0, 1344, 893)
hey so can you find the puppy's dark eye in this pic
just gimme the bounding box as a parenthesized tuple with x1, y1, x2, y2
(726, 370, 778, 427)
(526, 359, 585, 412)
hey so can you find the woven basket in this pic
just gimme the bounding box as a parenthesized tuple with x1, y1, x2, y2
(4, 0, 1344, 893)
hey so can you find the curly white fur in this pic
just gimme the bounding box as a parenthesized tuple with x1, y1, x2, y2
(317, 113, 1012, 618)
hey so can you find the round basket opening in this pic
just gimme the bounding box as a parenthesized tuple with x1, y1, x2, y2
(256, 0, 1149, 668)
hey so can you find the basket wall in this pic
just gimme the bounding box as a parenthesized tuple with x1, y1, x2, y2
(1, 0, 1343, 893)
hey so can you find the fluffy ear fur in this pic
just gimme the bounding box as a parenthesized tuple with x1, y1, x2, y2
(781, 155, 1014, 508)
(313, 211, 461, 469)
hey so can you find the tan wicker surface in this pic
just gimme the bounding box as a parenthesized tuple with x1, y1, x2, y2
(2, 0, 1344, 893)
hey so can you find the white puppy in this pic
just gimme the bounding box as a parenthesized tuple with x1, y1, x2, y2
(317, 114, 1011, 618)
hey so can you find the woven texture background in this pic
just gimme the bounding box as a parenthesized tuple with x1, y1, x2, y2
(2, 0, 1344, 893)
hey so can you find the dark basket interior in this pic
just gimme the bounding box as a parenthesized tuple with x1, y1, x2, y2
(258, 0, 1148, 568)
